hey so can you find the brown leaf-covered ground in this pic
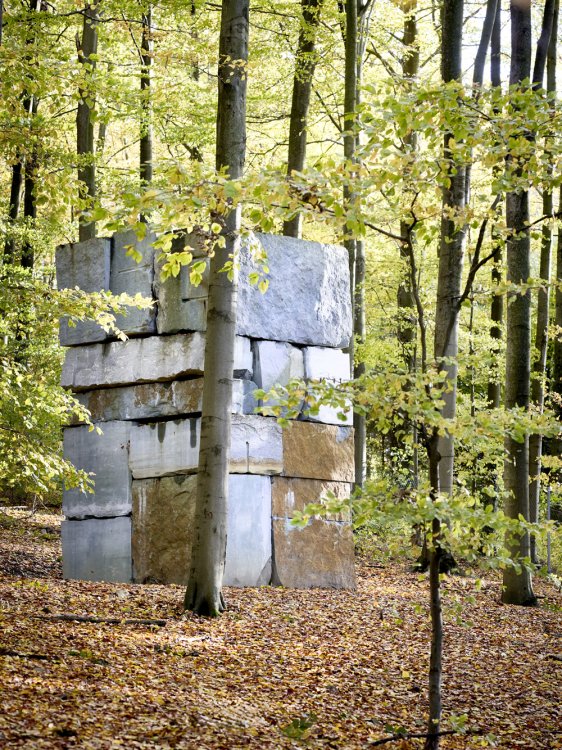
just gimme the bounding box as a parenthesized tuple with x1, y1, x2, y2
(0, 509, 560, 749)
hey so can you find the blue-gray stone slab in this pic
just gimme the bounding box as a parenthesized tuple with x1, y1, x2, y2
(62, 516, 132, 582)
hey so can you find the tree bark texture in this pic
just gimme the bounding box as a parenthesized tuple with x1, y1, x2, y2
(434, 0, 465, 499)
(529, 0, 558, 563)
(283, 0, 323, 239)
(140, 7, 153, 188)
(76, 2, 99, 242)
(343, 0, 358, 309)
(184, 0, 248, 617)
(486, 0, 503, 410)
(502, 0, 536, 606)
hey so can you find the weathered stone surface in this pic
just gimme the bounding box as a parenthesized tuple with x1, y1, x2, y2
(224, 475, 272, 587)
(253, 340, 304, 393)
(271, 477, 351, 522)
(111, 229, 157, 334)
(282, 422, 354, 482)
(56, 237, 111, 292)
(272, 518, 355, 589)
(232, 380, 258, 415)
(62, 516, 133, 583)
(130, 414, 282, 478)
(74, 378, 256, 423)
(58, 234, 156, 346)
(57, 238, 112, 346)
(154, 259, 208, 334)
(132, 474, 197, 584)
(132, 473, 271, 586)
(303, 346, 352, 425)
(237, 234, 352, 347)
(63, 422, 131, 518)
(234, 336, 253, 379)
(129, 419, 200, 479)
(61, 333, 206, 390)
(230, 415, 283, 475)
(75, 380, 202, 423)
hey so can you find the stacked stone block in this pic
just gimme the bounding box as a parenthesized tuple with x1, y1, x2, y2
(58, 231, 356, 589)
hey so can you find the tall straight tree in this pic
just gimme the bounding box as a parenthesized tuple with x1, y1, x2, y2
(528, 0, 558, 563)
(184, 0, 249, 617)
(502, 0, 536, 606)
(424, 1, 465, 747)
(76, 2, 99, 242)
(486, 0, 503, 410)
(283, 0, 324, 239)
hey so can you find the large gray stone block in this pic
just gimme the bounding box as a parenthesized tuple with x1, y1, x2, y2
(61, 332, 206, 390)
(237, 235, 352, 347)
(57, 238, 112, 346)
(229, 415, 283, 475)
(58, 233, 156, 346)
(303, 346, 352, 425)
(62, 516, 133, 583)
(253, 340, 304, 392)
(56, 237, 111, 293)
(224, 475, 272, 587)
(129, 418, 201, 479)
(154, 252, 208, 334)
(129, 414, 282, 479)
(63, 422, 131, 519)
(131, 473, 271, 587)
(162, 234, 352, 346)
(110, 229, 157, 334)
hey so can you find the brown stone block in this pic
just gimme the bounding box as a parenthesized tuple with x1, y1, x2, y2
(271, 477, 351, 522)
(272, 518, 355, 589)
(282, 421, 354, 482)
(76, 379, 203, 423)
(132, 474, 197, 584)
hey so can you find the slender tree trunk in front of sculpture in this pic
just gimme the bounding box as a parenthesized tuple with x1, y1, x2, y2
(184, 0, 249, 617)
(502, 0, 536, 607)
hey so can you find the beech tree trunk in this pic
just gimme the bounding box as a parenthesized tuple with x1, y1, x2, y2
(528, 0, 558, 564)
(184, 0, 249, 617)
(283, 0, 323, 239)
(434, 0, 465, 500)
(76, 2, 99, 242)
(502, 0, 536, 607)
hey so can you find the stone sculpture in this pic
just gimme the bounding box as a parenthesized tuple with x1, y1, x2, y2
(58, 230, 356, 588)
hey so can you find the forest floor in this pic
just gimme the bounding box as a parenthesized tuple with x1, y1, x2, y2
(0, 508, 561, 750)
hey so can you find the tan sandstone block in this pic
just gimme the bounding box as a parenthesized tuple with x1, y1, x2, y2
(282, 421, 354, 482)
(271, 477, 351, 522)
(272, 518, 355, 589)
(132, 474, 197, 584)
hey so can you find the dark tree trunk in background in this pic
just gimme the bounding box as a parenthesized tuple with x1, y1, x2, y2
(76, 2, 99, 242)
(529, 0, 558, 563)
(21, 95, 39, 269)
(4, 0, 40, 263)
(502, 0, 536, 607)
(140, 6, 153, 188)
(184, 0, 249, 617)
(487, 0, 503, 410)
(283, 0, 324, 239)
